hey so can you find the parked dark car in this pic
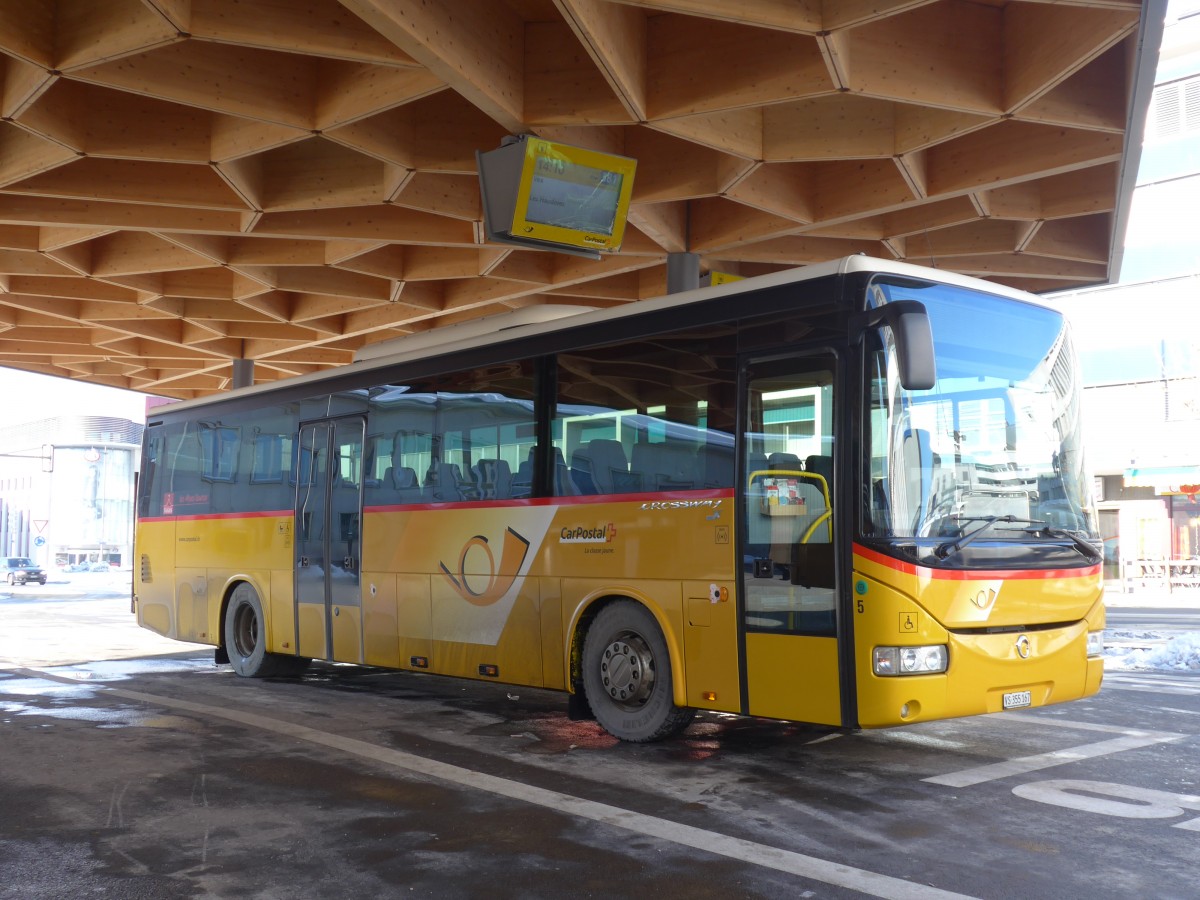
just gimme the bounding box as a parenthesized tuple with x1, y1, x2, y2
(3, 557, 46, 585)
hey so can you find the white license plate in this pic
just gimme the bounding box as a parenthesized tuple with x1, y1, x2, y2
(1003, 690, 1032, 710)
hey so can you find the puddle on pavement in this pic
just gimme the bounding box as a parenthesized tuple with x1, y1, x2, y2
(1, 668, 207, 730)
(0, 677, 97, 700)
(55, 657, 216, 682)
(4, 704, 149, 726)
(0, 698, 200, 730)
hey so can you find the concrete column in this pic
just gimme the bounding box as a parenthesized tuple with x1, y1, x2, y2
(232, 359, 254, 389)
(666, 252, 700, 294)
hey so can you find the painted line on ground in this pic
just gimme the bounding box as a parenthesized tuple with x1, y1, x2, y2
(1102, 680, 1200, 697)
(1158, 706, 1200, 716)
(1104, 672, 1200, 687)
(924, 732, 1185, 788)
(986, 714, 1161, 735)
(27, 671, 975, 900)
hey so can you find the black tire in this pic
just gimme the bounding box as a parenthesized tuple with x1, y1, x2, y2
(223, 582, 308, 678)
(582, 600, 695, 742)
(6, 574, 13, 585)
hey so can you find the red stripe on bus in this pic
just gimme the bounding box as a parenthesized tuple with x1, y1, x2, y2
(140, 489, 736, 521)
(853, 542, 1100, 580)
(366, 488, 733, 513)
(138, 509, 291, 523)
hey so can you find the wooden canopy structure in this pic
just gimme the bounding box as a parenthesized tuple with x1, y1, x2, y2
(0, 0, 1159, 399)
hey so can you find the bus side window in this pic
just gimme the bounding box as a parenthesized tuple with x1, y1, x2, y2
(473, 458, 513, 500)
(570, 439, 631, 495)
(426, 460, 467, 502)
(553, 330, 737, 498)
(169, 426, 210, 516)
(139, 430, 164, 517)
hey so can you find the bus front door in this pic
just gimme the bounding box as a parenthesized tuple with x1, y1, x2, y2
(294, 416, 366, 663)
(740, 353, 843, 726)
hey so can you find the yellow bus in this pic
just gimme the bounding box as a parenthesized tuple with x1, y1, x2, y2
(134, 256, 1105, 741)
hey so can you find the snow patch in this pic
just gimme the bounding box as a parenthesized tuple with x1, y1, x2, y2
(1104, 631, 1200, 672)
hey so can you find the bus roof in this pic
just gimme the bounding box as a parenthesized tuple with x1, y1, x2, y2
(150, 256, 1045, 417)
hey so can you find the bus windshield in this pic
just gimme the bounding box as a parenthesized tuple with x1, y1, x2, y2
(865, 278, 1098, 565)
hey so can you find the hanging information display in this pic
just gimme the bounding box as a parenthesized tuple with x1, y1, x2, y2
(477, 136, 637, 258)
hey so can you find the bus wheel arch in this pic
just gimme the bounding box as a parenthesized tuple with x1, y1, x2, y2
(221, 580, 309, 678)
(577, 597, 694, 742)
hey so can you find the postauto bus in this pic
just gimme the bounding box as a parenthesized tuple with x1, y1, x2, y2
(134, 256, 1104, 741)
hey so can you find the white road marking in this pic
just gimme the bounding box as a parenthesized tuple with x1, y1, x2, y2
(1103, 683, 1200, 697)
(980, 714, 1137, 735)
(1103, 673, 1200, 696)
(1158, 706, 1200, 716)
(924, 732, 1184, 788)
(1012, 779, 1200, 831)
(1105, 671, 1199, 681)
(32, 674, 976, 900)
(805, 733, 844, 745)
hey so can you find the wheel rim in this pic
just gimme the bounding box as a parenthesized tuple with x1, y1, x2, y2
(231, 600, 259, 658)
(599, 630, 657, 710)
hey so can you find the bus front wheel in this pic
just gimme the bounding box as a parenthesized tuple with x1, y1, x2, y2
(223, 582, 309, 678)
(582, 600, 694, 742)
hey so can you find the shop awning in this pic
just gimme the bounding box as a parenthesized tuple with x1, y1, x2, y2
(1124, 466, 1200, 493)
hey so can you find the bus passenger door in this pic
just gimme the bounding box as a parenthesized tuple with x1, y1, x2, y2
(740, 353, 843, 726)
(295, 416, 366, 663)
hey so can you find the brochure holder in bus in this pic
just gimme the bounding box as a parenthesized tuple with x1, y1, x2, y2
(751, 471, 830, 522)
(758, 475, 811, 516)
(749, 469, 833, 585)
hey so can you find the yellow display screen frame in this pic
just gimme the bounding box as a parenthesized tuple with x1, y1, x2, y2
(509, 139, 636, 252)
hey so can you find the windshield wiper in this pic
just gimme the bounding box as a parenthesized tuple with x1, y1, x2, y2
(934, 515, 1038, 560)
(934, 515, 1103, 563)
(1022, 523, 1103, 563)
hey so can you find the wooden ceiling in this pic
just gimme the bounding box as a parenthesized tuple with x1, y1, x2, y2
(0, 0, 1152, 399)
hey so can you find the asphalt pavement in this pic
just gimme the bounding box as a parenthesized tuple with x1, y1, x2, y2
(2, 574, 1198, 898)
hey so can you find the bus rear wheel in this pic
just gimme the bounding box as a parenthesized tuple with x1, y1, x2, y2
(223, 582, 309, 678)
(582, 600, 694, 742)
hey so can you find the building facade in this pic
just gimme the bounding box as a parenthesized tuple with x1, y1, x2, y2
(1057, 2, 1200, 591)
(0, 416, 142, 570)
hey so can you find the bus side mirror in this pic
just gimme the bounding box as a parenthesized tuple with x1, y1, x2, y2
(853, 300, 935, 391)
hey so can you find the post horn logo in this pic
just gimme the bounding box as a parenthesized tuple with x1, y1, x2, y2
(971, 587, 998, 610)
(439, 527, 532, 607)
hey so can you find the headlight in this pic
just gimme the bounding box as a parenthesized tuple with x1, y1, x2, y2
(1086, 631, 1104, 658)
(873, 644, 948, 676)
